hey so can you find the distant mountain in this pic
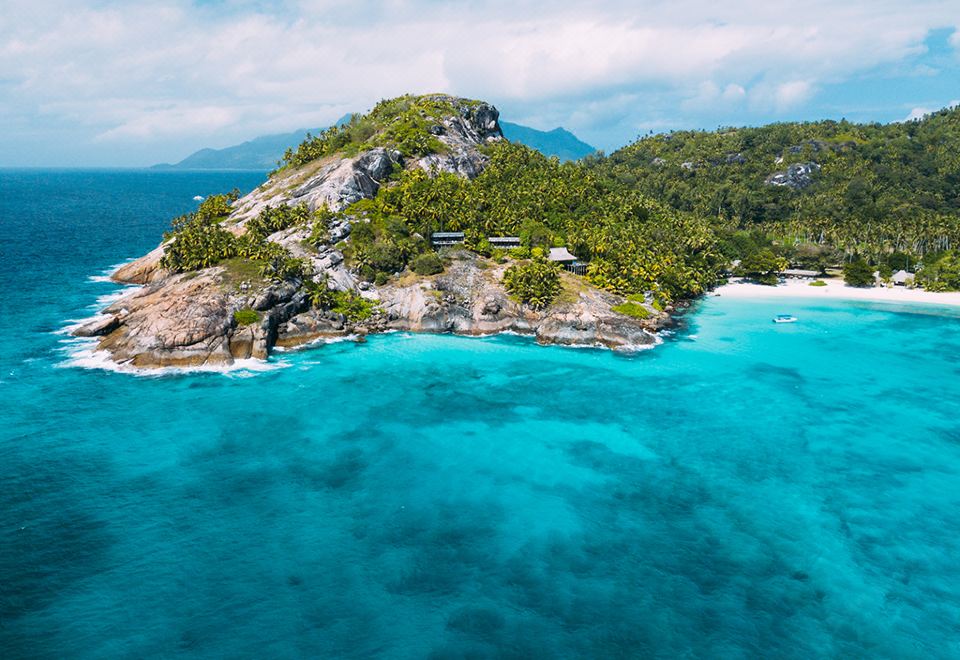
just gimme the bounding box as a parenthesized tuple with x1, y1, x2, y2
(152, 116, 595, 170)
(151, 115, 353, 171)
(151, 130, 313, 171)
(499, 121, 596, 161)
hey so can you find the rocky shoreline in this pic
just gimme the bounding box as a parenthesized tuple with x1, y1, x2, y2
(71, 250, 668, 370)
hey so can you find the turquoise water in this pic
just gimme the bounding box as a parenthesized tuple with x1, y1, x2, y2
(3, 171, 960, 658)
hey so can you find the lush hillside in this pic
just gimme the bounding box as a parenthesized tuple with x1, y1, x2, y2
(500, 121, 595, 161)
(594, 106, 960, 281)
(154, 95, 960, 306)
(158, 94, 721, 305)
(267, 95, 721, 301)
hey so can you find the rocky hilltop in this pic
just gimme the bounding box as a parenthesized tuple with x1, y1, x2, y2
(74, 95, 666, 369)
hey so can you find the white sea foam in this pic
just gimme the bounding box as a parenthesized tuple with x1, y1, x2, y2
(56, 337, 290, 378)
(87, 260, 138, 283)
(92, 285, 142, 310)
(273, 334, 361, 353)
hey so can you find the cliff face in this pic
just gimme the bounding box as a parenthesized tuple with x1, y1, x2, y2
(73, 95, 664, 369)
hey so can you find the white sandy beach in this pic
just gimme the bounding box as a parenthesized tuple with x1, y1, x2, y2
(714, 278, 960, 307)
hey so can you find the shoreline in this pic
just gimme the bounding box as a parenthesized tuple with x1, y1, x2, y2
(713, 278, 960, 308)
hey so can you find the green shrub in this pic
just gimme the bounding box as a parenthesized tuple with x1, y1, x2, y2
(410, 252, 444, 276)
(502, 258, 561, 309)
(735, 249, 788, 285)
(611, 301, 651, 319)
(233, 309, 260, 326)
(917, 251, 960, 291)
(809, 279, 828, 287)
(331, 291, 378, 322)
(843, 258, 875, 287)
(305, 278, 336, 308)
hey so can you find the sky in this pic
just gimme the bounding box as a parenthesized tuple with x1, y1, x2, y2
(1, 0, 959, 167)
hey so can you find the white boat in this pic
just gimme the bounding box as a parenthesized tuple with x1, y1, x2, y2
(192, 195, 204, 201)
(773, 314, 798, 324)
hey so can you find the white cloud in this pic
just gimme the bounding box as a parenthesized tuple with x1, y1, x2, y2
(1, 0, 960, 164)
(901, 98, 959, 122)
(903, 106, 934, 121)
(774, 80, 816, 110)
(95, 105, 239, 141)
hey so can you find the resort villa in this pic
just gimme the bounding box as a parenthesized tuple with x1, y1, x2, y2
(892, 270, 916, 286)
(487, 236, 521, 249)
(430, 231, 466, 247)
(782, 268, 822, 279)
(548, 247, 588, 275)
(428, 233, 588, 275)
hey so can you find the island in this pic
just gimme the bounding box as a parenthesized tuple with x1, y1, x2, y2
(73, 94, 960, 369)
(73, 95, 676, 368)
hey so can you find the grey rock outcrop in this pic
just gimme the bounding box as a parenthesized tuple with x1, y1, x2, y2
(371, 252, 664, 350)
(112, 244, 169, 285)
(88, 269, 310, 368)
(226, 97, 503, 226)
(766, 162, 821, 189)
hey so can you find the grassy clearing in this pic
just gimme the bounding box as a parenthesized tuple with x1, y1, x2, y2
(233, 308, 260, 326)
(220, 257, 266, 288)
(611, 301, 651, 319)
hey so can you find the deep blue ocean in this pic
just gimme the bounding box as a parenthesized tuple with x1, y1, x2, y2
(2, 170, 960, 659)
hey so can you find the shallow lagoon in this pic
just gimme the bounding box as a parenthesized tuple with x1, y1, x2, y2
(3, 171, 960, 658)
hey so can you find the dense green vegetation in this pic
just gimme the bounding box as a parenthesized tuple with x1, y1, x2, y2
(161, 194, 312, 282)
(502, 257, 562, 308)
(409, 252, 444, 276)
(918, 251, 960, 290)
(324, 142, 722, 302)
(304, 277, 379, 321)
(595, 106, 960, 286)
(843, 258, 875, 287)
(735, 249, 789, 285)
(611, 299, 651, 319)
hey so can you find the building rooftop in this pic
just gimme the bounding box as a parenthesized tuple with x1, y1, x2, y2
(892, 270, 915, 283)
(548, 247, 577, 262)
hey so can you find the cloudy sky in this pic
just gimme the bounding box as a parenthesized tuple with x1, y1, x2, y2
(2, 0, 959, 166)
